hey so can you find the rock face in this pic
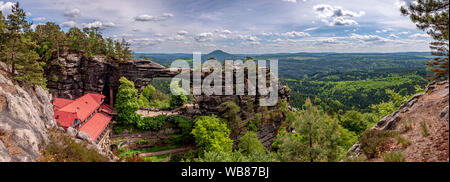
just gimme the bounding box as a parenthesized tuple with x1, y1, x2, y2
(348, 81, 449, 162)
(47, 54, 176, 103)
(192, 68, 291, 148)
(0, 67, 57, 162)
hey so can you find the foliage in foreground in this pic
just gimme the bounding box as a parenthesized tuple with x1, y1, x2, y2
(359, 130, 398, 159)
(40, 129, 106, 162)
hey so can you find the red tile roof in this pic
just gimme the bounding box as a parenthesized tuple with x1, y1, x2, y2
(101, 103, 113, 114)
(54, 110, 78, 128)
(79, 112, 112, 141)
(53, 98, 74, 110)
(57, 93, 105, 122)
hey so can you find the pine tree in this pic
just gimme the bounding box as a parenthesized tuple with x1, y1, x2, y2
(278, 98, 340, 162)
(401, 0, 449, 80)
(4, 2, 32, 75)
(0, 11, 6, 60)
(65, 27, 86, 54)
(33, 22, 65, 67)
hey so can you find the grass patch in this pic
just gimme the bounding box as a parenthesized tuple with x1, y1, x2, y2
(383, 151, 405, 162)
(421, 121, 430, 137)
(396, 136, 411, 148)
(359, 130, 398, 159)
(143, 153, 171, 162)
(400, 121, 413, 133)
(137, 139, 151, 145)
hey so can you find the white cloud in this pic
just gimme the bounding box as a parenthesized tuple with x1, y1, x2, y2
(221, 29, 232, 34)
(329, 17, 358, 26)
(304, 27, 318, 31)
(410, 33, 430, 39)
(32, 17, 46, 21)
(398, 31, 409, 35)
(82, 21, 116, 29)
(389, 33, 399, 38)
(63, 8, 81, 19)
(177, 30, 189, 36)
(350, 33, 391, 42)
(194, 32, 214, 42)
(261, 32, 274, 36)
(167, 35, 185, 41)
(130, 38, 163, 46)
(313, 4, 365, 26)
(282, 0, 297, 3)
(281, 31, 310, 38)
(238, 35, 260, 42)
(61, 21, 77, 28)
(0, 1, 14, 15)
(135, 13, 173, 22)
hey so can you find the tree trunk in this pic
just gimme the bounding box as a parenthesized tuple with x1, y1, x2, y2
(11, 38, 16, 75)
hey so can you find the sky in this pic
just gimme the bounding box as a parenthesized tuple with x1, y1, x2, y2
(0, 0, 433, 54)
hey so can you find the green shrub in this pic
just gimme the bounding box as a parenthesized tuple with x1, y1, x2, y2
(383, 151, 405, 162)
(191, 115, 233, 154)
(359, 130, 397, 159)
(137, 139, 150, 145)
(238, 131, 266, 155)
(396, 136, 411, 148)
(137, 115, 167, 131)
(40, 130, 107, 162)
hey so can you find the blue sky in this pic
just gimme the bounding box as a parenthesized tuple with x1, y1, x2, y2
(1, 0, 432, 53)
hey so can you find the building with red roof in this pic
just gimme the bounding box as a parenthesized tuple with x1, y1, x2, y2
(53, 93, 114, 143)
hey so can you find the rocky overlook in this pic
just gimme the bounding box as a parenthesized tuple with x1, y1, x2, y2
(348, 81, 449, 162)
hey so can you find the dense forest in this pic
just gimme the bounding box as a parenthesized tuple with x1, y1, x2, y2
(0, 2, 132, 88)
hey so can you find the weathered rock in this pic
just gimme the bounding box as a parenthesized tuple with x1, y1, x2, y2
(77, 131, 93, 144)
(66, 127, 77, 137)
(347, 80, 449, 159)
(47, 54, 177, 104)
(0, 72, 57, 162)
(440, 106, 449, 119)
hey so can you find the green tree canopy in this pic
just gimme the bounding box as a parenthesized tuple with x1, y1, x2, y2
(115, 77, 142, 126)
(191, 115, 233, 154)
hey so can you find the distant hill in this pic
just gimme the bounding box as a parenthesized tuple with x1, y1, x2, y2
(202, 50, 243, 62)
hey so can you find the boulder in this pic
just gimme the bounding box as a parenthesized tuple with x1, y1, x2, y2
(77, 131, 94, 144)
(66, 127, 77, 137)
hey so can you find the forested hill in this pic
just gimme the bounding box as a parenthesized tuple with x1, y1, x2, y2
(134, 51, 432, 80)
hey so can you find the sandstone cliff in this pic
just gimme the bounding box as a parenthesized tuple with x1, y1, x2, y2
(0, 63, 57, 162)
(348, 81, 449, 162)
(47, 54, 176, 103)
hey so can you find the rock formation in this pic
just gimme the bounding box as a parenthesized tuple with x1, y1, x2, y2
(47, 54, 292, 149)
(0, 63, 57, 161)
(348, 81, 449, 162)
(47, 54, 176, 104)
